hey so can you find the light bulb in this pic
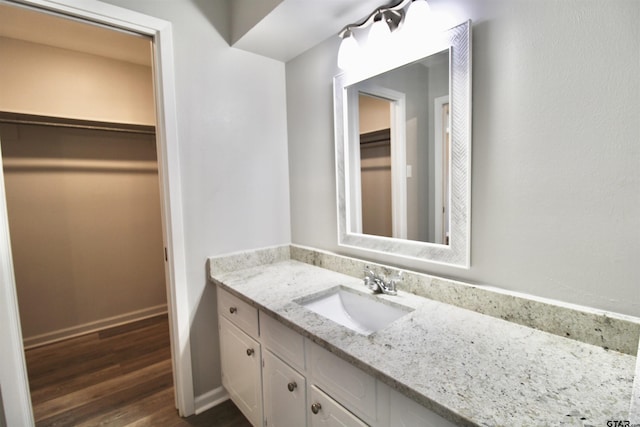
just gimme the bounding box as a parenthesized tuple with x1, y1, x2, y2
(404, 0, 431, 33)
(367, 17, 392, 49)
(337, 32, 359, 70)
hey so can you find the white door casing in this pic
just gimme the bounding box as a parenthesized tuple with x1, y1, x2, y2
(0, 136, 34, 427)
(433, 95, 450, 245)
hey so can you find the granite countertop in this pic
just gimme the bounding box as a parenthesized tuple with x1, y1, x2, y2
(210, 259, 636, 426)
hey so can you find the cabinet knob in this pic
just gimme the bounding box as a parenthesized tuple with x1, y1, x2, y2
(311, 402, 322, 414)
(229, 307, 237, 314)
(246, 348, 254, 356)
(287, 382, 297, 392)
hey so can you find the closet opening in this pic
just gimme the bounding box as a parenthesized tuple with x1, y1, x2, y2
(0, 0, 192, 423)
(0, 111, 165, 349)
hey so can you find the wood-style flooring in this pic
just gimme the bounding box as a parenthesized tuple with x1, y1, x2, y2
(24, 314, 251, 427)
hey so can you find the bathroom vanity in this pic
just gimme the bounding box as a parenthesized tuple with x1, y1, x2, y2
(209, 245, 638, 427)
(218, 286, 452, 426)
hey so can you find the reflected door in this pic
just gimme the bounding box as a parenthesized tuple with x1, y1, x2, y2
(360, 129, 392, 237)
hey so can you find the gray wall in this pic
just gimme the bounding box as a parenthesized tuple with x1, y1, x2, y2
(287, 0, 640, 317)
(100, 0, 291, 397)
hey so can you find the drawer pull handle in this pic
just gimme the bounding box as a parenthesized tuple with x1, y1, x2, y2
(287, 382, 297, 392)
(311, 402, 322, 414)
(246, 348, 254, 356)
(229, 307, 237, 314)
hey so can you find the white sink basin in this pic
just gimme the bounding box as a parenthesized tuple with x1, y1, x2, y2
(296, 286, 413, 335)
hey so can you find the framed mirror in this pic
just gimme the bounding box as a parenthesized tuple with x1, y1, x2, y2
(334, 20, 471, 268)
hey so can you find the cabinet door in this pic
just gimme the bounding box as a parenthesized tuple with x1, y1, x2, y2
(308, 386, 367, 427)
(219, 316, 262, 427)
(263, 350, 306, 427)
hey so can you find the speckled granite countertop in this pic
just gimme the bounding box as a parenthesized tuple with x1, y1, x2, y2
(209, 257, 636, 426)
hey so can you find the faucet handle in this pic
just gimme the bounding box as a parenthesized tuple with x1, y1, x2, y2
(363, 266, 380, 292)
(364, 265, 375, 278)
(390, 270, 403, 281)
(386, 270, 403, 292)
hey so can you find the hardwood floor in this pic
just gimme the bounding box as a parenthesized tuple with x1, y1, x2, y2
(24, 314, 251, 427)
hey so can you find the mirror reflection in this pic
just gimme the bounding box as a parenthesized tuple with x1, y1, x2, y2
(351, 49, 450, 244)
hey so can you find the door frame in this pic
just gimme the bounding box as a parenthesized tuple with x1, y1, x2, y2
(0, 0, 194, 423)
(433, 95, 449, 245)
(347, 82, 407, 239)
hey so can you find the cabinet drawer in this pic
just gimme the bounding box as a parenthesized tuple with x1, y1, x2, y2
(308, 385, 367, 427)
(389, 389, 457, 427)
(218, 287, 259, 339)
(260, 312, 305, 371)
(307, 342, 376, 425)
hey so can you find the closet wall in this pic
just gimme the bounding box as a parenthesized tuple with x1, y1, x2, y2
(0, 37, 154, 125)
(0, 35, 165, 346)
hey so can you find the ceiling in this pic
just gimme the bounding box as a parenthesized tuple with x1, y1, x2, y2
(0, 0, 389, 64)
(231, 0, 391, 62)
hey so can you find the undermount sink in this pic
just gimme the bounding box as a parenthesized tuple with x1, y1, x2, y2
(296, 286, 413, 335)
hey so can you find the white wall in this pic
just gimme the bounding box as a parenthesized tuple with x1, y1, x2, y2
(98, 0, 291, 397)
(287, 0, 640, 317)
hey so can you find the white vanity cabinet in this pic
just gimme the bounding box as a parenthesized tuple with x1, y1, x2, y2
(262, 349, 306, 426)
(388, 389, 457, 427)
(219, 317, 262, 426)
(261, 312, 369, 427)
(260, 311, 307, 427)
(308, 385, 368, 427)
(218, 290, 263, 427)
(306, 342, 378, 425)
(217, 286, 456, 427)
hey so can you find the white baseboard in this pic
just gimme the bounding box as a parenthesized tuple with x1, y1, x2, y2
(194, 386, 229, 415)
(23, 304, 168, 349)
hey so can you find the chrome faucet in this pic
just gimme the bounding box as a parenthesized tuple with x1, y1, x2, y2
(363, 266, 401, 296)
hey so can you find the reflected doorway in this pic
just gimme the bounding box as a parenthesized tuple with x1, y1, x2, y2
(359, 94, 392, 238)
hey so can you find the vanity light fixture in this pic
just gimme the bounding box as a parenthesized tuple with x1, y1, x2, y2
(404, 0, 431, 32)
(337, 29, 359, 70)
(337, 0, 431, 70)
(367, 11, 395, 49)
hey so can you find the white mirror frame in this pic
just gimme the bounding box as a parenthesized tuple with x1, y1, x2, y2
(334, 20, 472, 268)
